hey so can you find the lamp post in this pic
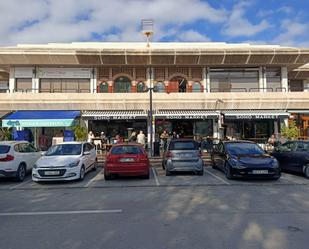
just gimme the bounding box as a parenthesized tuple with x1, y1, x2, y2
(144, 86, 155, 156)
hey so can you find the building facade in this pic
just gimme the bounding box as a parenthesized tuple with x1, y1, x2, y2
(0, 42, 309, 147)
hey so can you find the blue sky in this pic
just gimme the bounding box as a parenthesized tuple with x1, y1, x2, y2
(0, 0, 308, 47)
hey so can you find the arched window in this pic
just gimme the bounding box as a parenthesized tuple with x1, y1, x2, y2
(155, 82, 165, 92)
(137, 81, 146, 92)
(98, 82, 108, 93)
(192, 82, 202, 92)
(114, 76, 132, 93)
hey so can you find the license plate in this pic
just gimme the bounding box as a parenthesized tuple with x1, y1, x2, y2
(119, 158, 135, 162)
(252, 170, 268, 174)
(178, 153, 192, 158)
(44, 171, 60, 176)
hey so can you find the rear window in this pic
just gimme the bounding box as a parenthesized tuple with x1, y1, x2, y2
(169, 141, 199, 150)
(0, 145, 10, 154)
(111, 146, 143, 155)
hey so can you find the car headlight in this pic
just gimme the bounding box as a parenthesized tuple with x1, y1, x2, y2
(66, 160, 80, 168)
(271, 160, 279, 168)
(230, 158, 247, 169)
(33, 164, 38, 169)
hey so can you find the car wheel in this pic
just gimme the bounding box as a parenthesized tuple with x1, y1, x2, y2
(197, 170, 204, 176)
(92, 159, 97, 171)
(304, 166, 309, 179)
(15, 164, 26, 182)
(225, 163, 233, 180)
(79, 166, 85, 181)
(104, 172, 112, 181)
(165, 169, 171, 176)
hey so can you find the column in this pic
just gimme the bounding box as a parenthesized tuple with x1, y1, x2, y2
(259, 66, 266, 92)
(304, 80, 309, 92)
(146, 68, 151, 87)
(32, 67, 39, 93)
(281, 66, 288, 92)
(9, 67, 15, 93)
(90, 68, 97, 93)
(213, 117, 219, 139)
(204, 67, 210, 93)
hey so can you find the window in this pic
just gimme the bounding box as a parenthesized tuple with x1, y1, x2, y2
(192, 82, 202, 92)
(155, 82, 165, 92)
(15, 79, 32, 92)
(111, 146, 143, 155)
(279, 142, 295, 152)
(209, 68, 259, 92)
(40, 79, 90, 93)
(114, 76, 131, 93)
(98, 82, 108, 93)
(137, 82, 146, 92)
(266, 68, 281, 92)
(0, 145, 10, 153)
(169, 141, 199, 150)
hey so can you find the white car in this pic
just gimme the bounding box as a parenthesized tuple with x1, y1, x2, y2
(0, 141, 41, 181)
(32, 142, 97, 182)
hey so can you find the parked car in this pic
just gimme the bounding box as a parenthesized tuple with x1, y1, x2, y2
(32, 142, 97, 182)
(271, 140, 309, 178)
(0, 141, 41, 181)
(211, 140, 280, 180)
(162, 139, 204, 176)
(104, 143, 150, 180)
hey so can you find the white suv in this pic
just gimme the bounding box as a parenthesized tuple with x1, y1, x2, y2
(0, 141, 41, 181)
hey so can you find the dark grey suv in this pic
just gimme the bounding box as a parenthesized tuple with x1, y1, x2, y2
(162, 139, 204, 176)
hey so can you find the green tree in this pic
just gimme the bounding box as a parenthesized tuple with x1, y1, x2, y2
(0, 127, 12, 141)
(281, 120, 299, 140)
(72, 125, 87, 141)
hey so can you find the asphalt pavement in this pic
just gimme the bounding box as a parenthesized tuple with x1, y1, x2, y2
(0, 165, 308, 249)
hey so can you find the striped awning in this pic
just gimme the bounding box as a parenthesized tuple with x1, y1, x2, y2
(154, 110, 219, 119)
(82, 110, 148, 120)
(223, 110, 290, 120)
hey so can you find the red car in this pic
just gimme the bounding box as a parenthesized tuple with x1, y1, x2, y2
(104, 143, 150, 180)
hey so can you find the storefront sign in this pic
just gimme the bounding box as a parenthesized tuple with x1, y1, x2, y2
(92, 116, 145, 120)
(156, 115, 213, 119)
(37, 68, 92, 79)
(14, 67, 34, 78)
(3, 119, 76, 127)
(226, 115, 281, 120)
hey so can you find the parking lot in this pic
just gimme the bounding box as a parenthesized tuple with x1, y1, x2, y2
(0, 162, 308, 190)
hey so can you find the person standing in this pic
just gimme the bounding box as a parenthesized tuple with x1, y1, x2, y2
(129, 131, 137, 142)
(160, 130, 169, 151)
(87, 131, 94, 143)
(172, 131, 179, 139)
(137, 130, 146, 147)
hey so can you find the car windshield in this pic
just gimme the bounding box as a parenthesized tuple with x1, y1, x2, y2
(45, 144, 82, 156)
(0, 145, 10, 154)
(226, 143, 264, 156)
(169, 141, 199, 150)
(111, 146, 143, 155)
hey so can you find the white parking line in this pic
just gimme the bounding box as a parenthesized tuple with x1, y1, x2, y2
(9, 178, 33, 190)
(204, 168, 231, 185)
(152, 167, 160, 186)
(84, 170, 104, 187)
(0, 209, 123, 216)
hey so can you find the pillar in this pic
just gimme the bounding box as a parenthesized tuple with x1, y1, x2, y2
(281, 66, 288, 92)
(259, 66, 266, 92)
(90, 68, 97, 93)
(204, 67, 210, 93)
(9, 67, 15, 93)
(32, 67, 39, 93)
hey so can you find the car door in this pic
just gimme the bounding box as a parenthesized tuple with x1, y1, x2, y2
(271, 142, 296, 170)
(88, 143, 96, 166)
(289, 142, 309, 173)
(82, 143, 91, 170)
(16, 143, 36, 171)
(27, 143, 41, 165)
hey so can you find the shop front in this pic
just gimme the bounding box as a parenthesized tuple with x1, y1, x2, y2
(154, 110, 219, 139)
(82, 110, 148, 143)
(222, 110, 290, 142)
(2, 110, 80, 149)
(288, 110, 309, 139)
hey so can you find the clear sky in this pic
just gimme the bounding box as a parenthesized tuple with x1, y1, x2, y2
(0, 0, 308, 47)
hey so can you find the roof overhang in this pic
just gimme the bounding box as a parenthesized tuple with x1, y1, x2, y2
(0, 42, 308, 68)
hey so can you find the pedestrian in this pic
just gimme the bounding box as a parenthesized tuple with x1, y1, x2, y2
(268, 134, 276, 146)
(172, 131, 179, 139)
(100, 131, 107, 150)
(137, 130, 146, 147)
(128, 131, 137, 142)
(160, 130, 169, 151)
(87, 131, 94, 143)
(115, 134, 123, 144)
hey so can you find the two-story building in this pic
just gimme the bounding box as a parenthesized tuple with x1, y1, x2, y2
(0, 42, 309, 147)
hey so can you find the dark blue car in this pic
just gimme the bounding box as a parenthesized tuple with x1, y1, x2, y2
(211, 140, 281, 180)
(271, 140, 309, 178)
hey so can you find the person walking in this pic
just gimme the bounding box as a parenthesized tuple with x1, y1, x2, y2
(87, 131, 94, 143)
(137, 130, 146, 147)
(160, 130, 169, 151)
(128, 131, 137, 142)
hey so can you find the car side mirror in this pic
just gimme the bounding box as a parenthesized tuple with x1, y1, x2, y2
(83, 151, 90, 155)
